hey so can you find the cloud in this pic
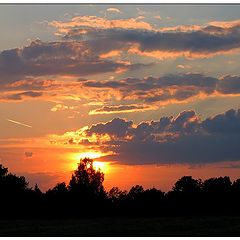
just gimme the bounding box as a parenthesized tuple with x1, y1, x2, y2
(89, 104, 157, 115)
(0, 40, 135, 87)
(106, 8, 121, 14)
(122, 27, 240, 59)
(56, 18, 240, 59)
(177, 64, 191, 69)
(52, 108, 240, 165)
(50, 104, 76, 112)
(49, 15, 154, 34)
(2, 71, 240, 109)
(82, 73, 240, 106)
(24, 152, 33, 158)
(0, 91, 43, 101)
(0, 77, 87, 102)
(86, 118, 133, 139)
(217, 75, 240, 94)
(154, 15, 162, 20)
(1, 18, 240, 105)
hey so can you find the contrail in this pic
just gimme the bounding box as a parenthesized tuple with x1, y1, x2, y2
(6, 119, 32, 128)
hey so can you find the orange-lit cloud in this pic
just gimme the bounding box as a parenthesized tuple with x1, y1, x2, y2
(2, 72, 240, 117)
(99, 50, 122, 59)
(89, 104, 158, 115)
(81, 73, 240, 107)
(128, 44, 240, 60)
(208, 19, 240, 28)
(50, 104, 77, 112)
(49, 15, 155, 35)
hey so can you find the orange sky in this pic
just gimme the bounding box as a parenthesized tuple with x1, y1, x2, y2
(1, 5, 240, 192)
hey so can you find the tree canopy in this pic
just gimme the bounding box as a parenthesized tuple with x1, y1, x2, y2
(0, 160, 240, 218)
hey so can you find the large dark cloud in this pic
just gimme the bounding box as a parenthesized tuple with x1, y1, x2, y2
(0, 40, 137, 86)
(68, 108, 240, 165)
(63, 20, 240, 57)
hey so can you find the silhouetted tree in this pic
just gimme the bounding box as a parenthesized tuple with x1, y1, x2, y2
(0, 164, 31, 217)
(231, 178, 240, 213)
(125, 185, 145, 215)
(108, 187, 127, 201)
(47, 182, 68, 196)
(142, 188, 165, 215)
(173, 176, 202, 193)
(2, 161, 240, 218)
(0, 170, 28, 195)
(34, 184, 42, 194)
(232, 178, 240, 192)
(203, 176, 232, 194)
(201, 177, 232, 214)
(68, 158, 107, 215)
(165, 176, 203, 215)
(143, 187, 165, 201)
(0, 164, 8, 178)
(128, 185, 144, 199)
(69, 158, 105, 196)
(45, 182, 69, 217)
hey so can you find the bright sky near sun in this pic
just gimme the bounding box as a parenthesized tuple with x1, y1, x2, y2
(1, 4, 240, 191)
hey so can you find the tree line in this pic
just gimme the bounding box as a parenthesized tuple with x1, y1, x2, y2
(1, 158, 240, 218)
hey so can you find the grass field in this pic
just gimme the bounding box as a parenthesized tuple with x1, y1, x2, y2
(0, 216, 240, 236)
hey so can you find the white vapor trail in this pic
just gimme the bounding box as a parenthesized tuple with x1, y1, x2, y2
(6, 119, 32, 128)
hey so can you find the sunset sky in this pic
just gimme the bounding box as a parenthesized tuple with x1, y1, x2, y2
(1, 4, 240, 191)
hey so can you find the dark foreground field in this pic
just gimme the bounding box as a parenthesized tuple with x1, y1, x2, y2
(1, 216, 240, 236)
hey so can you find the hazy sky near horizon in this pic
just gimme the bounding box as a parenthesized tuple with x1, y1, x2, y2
(1, 4, 240, 191)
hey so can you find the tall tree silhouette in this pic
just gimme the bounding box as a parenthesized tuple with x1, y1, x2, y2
(68, 158, 107, 215)
(69, 158, 105, 196)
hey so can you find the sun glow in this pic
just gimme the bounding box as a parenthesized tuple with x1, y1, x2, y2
(69, 151, 110, 173)
(77, 151, 103, 159)
(92, 161, 109, 173)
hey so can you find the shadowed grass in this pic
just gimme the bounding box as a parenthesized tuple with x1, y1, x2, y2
(1, 216, 240, 236)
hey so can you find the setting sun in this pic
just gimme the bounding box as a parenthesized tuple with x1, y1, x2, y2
(69, 151, 109, 173)
(92, 161, 109, 173)
(77, 151, 103, 160)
